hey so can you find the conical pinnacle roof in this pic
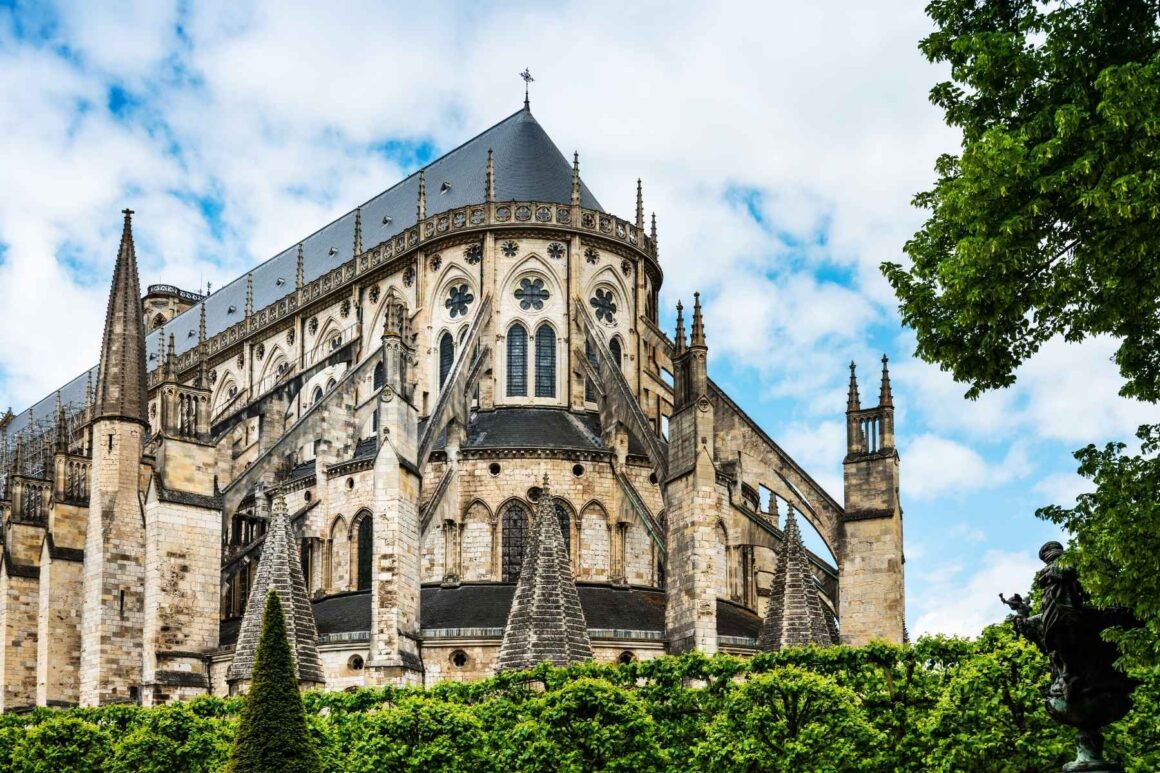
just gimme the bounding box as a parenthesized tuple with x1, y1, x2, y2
(227, 492, 324, 685)
(93, 210, 147, 424)
(496, 477, 592, 671)
(756, 508, 836, 651)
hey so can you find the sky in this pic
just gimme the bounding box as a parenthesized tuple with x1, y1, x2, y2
(0, 0, 1153, 638)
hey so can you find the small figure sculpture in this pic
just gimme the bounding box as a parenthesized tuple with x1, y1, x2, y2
(1004, 541, 1141, 772)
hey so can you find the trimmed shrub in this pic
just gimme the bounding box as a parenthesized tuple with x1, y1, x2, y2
(225, 590, 321, 773)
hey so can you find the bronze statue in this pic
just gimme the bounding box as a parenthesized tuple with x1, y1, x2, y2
(1004, 541, 1141, 772)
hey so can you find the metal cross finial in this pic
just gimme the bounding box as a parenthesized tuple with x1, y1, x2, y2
(520, 68, 534, 108)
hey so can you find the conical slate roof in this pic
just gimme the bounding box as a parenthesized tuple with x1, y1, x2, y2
(756, 507, 836, 651)
(93, 209, 148, 425)
(496, 476, 592, 671)
(227, 491, 325, 685)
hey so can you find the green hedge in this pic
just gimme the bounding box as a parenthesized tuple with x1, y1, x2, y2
(1, 624, 1156, 772)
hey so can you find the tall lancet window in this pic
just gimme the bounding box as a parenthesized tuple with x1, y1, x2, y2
(609, 337, 623, 370)
(439, 332, 454, 388)
(535, 324, 556, 398)
(507, 324, 528, 396)
(501, 501, 529, 582)
(555, 501, 571, 557)
(373, 361, 384, 390)
(357, 514, 373, 591)
(584, 338, 598, 403)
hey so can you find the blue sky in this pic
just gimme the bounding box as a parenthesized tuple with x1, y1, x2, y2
(0, 0, 1152, 637)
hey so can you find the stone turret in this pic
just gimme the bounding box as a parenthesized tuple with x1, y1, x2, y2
(227, 491, 324, 691)
(80, 209, 149, 706)
(496, 476, 592, 671)
(756, 508, 836, 650)
(840, 355, 905, 645)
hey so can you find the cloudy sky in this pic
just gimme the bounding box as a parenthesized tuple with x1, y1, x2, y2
(0, 0, 1152, 637)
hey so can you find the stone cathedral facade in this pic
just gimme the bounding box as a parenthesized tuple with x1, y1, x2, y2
(0, 105, 905, 709)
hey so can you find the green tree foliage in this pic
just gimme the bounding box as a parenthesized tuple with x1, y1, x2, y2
(922, 626, 1071, 772)
(496, 678, 668, 773)
(0, 636, 1155, 771)
(225, 590, 321, 773)
(884, 0, 1160, 401)
(6, 715, 110, 773)
(108, 703, 232, 773)
(883, 0, 1160, 665)
(693, 666, 885, 772)
(336, 696, 486, 773)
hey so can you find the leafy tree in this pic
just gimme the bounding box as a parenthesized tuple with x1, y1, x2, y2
(7, 716, 110, 773)
(922, 625, 1071, 772)
(495, 677, 667, 773)
(692, 666, 885, 772)
(336, 696, 487, 773)
(108, 703, 232, 773)
(883, 0, 1160, 663)
(225, 590, 321, 773)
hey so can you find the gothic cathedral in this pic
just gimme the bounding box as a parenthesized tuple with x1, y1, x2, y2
(0, 104, 904, 709)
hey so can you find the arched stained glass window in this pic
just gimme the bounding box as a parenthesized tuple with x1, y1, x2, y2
(610, 337, 622, 370)
(501, 501, 529, 582)
(439, 332, 454, 388)
(357, 514, 373, 590)
(373, 361, 384, 390)
(535, 324, 556, 398)
(555, 501, 571, 557)
(312, 386, 323, 405)
(507, 324, 527, 397)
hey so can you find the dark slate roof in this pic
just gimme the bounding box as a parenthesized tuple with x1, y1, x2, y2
(352, 436, 377, 460)
(462, 408, 604, 451)
(6, 107, 602, 442)
(287, 460, 315, 482)
(220, 584, 761, 647)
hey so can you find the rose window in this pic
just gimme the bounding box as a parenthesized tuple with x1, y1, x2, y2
(445, 284, 475, 318)
(547, 242, 565, 260)
(584, 247, 599, 264)
(515, 277, 550, 311)
(501, 240, 519, 257)
(464, 244, 482, 265)
(590, 288, 617, 324)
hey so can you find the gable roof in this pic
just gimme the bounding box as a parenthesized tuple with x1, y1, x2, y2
(4, 106, 601, 444)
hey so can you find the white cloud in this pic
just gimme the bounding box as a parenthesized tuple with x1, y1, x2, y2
(1034, 472, 1095, 507)
(911, 550, 1042, 638)
(902, 434, 1030, 501)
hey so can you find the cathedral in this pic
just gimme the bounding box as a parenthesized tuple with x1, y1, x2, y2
(0, 103, 905, 709)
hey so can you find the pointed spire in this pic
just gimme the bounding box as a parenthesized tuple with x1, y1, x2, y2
(198, 302, 207, 345)
(635, 179, 645, 231)
(84, 369, 94, 413)
(847, 361, 861, 412)
(674, 301, 687, 355)
(353, 206, 363, 256)
(54, 392, 68, 453)
(486, 149, 496, 203)
(197, 306, 209, 389)
(166, 333, 177, 377)
(417, 170, 427, 222)
(650, 212, 658, 258)
(496, 475, 593, 671)
(244, 273, 253, 317)
(879, 354, 893, 408)
(94, 209, 147, 425)
(690, 292, 706, 348)
(226, 491, 325, 687)
(756, 507, 836, 651)
(571, 152, 581, 206)
(295, 242, 305, 289)
(158, 332, 171, 379)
